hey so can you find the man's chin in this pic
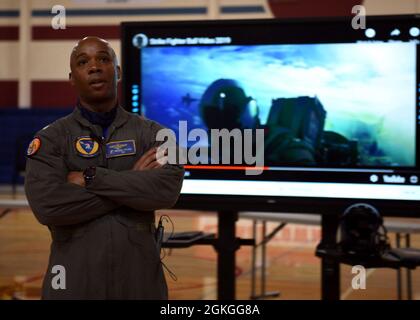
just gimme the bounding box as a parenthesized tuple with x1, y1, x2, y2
(81, 94, 117, 107)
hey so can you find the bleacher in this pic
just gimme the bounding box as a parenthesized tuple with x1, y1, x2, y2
(0, 108, 72, 184)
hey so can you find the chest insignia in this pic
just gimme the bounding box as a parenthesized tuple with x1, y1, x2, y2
(75, 136, 100, 158)
(106, 140, 136, 158)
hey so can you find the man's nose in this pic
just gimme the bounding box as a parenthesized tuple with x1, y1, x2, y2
(88, 61, 102, 74)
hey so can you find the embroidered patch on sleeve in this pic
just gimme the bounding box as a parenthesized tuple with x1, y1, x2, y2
(27, 137, 41, 157)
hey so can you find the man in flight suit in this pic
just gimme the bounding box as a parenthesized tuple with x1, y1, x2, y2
(24, 36, 184, 299)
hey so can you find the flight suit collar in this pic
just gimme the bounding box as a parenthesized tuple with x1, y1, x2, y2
(72, 104, 130, 130)
(112, 106, 131, 129)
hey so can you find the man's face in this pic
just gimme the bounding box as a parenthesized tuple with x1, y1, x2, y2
(69, 38, 121, 104)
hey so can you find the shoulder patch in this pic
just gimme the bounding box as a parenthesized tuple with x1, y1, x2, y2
(27, 137, 41, 157)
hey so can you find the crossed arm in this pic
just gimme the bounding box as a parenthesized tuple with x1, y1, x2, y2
(25, 128, 184, 227)
(67, 147, 183, 211)
(67, 147, 165, 187)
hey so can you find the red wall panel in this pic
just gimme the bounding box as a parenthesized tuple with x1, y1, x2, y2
(31, 81, 77, 108)
(0, 26, 18, 40)
(268, 0, 363, 18)
(32, 25, 120, 40)
(0, 81, 18, 108)
(31, 81, 123, 108)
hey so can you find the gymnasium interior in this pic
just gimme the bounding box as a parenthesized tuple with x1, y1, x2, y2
(1, 0, 420, 301)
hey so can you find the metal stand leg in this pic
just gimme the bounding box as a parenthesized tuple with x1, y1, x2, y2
(217, 211, 239, 300)
(405, 234, 412, 300)
(251, 220, 257, 299)
(250, 219, 285, 299)
(0, 208, 12, 219)
(396, 233, 402, 300)
(321, 214, 340, 300)
(261, 221, 267, 295)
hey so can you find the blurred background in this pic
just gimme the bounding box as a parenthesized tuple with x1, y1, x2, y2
(1, 0, 420, 300)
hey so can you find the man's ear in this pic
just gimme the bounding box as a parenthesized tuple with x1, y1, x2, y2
(116, 65, 121, 82)
(69, 72, 75, 86)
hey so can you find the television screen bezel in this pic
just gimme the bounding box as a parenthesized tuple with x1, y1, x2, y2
(121, 15, 420, 216)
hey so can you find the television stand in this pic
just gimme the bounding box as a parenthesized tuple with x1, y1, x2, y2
(215, 211, 254, 300)
(162, 210, 254, 300)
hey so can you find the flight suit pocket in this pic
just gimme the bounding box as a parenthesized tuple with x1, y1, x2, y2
(128, 227, 156, 246)
(50, 224, 90, 242)
(128, 227, 160, 261)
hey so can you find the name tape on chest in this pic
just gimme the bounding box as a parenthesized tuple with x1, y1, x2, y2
(106, 140, 136, 158)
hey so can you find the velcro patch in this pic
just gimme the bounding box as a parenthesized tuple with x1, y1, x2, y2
(75, 136, 100, 158)
(27, 137, 41, 157)
(106, 140, 136, 158)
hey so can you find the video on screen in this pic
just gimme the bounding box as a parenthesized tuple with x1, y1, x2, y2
(140, 42, 417, 168)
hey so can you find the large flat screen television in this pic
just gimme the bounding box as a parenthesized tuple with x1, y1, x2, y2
(121, 15, 420, 215)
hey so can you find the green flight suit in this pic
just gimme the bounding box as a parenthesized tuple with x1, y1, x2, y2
(24, 106, 184, 299)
